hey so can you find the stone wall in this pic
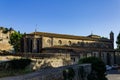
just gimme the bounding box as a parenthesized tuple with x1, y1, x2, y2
(0, 30, 14, 51)
(42, 36, 97, 48)
(0, 53, 72, 70)
(31, 54, 71, 70)
(0, 64, 91, 80)
(115, 52, 120, 64)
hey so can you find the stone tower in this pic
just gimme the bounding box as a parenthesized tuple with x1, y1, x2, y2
(110, 31, 114, 49)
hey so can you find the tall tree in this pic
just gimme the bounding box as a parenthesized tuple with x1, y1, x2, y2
(116, 32, 120, 50)
(9, 31, 23, 52)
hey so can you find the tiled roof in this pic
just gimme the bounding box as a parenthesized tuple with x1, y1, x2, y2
(26, 32, 110, 41)
(43, 46, 114, 52)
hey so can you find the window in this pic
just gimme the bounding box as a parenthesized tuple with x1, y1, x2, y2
(47, 39, 51, 46)
(77, 41, 80, 44)
(71, 58, 75, 62)
(77, 41, 81, 46)
(58, 40, 62, 45)
(85, 42, 89, 47)
(0, 39, 3, 41)
(81, 42, 84, 47)
(6, 36, 8, 39)
(68, 41, 72, 45)
(47, 39, 51, 44)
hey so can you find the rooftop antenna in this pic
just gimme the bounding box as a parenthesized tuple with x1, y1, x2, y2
(91, 30, 93, 35)
(35, 24, 37, 32)
(35, 24, 39, 33)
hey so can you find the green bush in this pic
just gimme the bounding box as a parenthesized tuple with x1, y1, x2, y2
(78, 57, 107, 80)
(0, 58, 32, 77)
(7, 58, 32, 70)
(63, 67, 75, 80)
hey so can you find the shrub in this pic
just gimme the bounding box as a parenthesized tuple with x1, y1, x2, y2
(6, 58, 32, 70)
(0, 58, 32, 77)
(63, 67, 75, 80)
(78, 57, 107, 80)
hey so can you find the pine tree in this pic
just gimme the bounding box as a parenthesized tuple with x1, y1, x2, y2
(116, 33, 120, 50)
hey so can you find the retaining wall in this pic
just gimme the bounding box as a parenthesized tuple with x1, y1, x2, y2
(0, 64, 91, 80)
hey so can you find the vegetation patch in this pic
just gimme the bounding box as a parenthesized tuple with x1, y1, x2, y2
(78, 57, 107, 80)
(7, 58, 31, 70)
(63, 67, 75, 80)
(0, 58, 33, 78)
(9, 31, 23, 52)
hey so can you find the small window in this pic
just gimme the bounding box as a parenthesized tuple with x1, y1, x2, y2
(47, 39, 51, 44)
(58, 40, 62, 45)
(77, 41, 80, 44)
(71, 58, 75, 62)
(0, 39, 3, 41)
(68, 41, 72, 45)
(81, 42, 84, 46)
(6, 36, 8, 39)
(47, 39, 51, 45)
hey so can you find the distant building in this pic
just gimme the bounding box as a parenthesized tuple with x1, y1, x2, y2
(20, 31, 115, 65)
(0, 27, 14, 51)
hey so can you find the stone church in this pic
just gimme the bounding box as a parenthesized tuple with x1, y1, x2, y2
(20, 31, 115, 65)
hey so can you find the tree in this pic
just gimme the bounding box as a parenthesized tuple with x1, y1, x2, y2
(9, 31, 23, 52)
(78, 57, 107, 80)
(2, 28, 9, 33)
(116, 32, 120, 50)
(9, 27, 14, 31)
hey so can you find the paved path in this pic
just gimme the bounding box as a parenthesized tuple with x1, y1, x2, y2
(107, 74, 120, 80)
(107, 70, 120, 80)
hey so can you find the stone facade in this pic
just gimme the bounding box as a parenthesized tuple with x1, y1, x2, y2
(114, 51, 120, 64)
(31, 53, 71, 70)
(20, 31, 115, 65)
(0, 28, 14, 51)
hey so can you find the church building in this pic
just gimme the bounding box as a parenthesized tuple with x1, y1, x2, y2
(20, 31, 115, 65)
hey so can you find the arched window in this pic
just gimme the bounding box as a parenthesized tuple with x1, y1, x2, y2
(68, 41, 72, 45)
(58, 40, 62, 45)
(47, 39, 51, 43)
(47, 39, 51, 46)
(30, 39, 33, 52)
(81, 42, 84, 47)
(85, 42, 88, 47)
(36, 39, 41, 53)
(77, 41, 81, 46)
(77, 41, 80, 44)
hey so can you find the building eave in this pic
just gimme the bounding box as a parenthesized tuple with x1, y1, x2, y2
(25, 31, 110, 42)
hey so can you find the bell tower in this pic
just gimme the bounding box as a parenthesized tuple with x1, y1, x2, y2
(110, 31, 114, 48)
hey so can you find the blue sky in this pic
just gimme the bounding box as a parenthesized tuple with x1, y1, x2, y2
(0, 0, 120, 48)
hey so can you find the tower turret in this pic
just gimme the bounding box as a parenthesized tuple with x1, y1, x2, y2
(110, 31, 114, 49)
(110, 31, 114, 41)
